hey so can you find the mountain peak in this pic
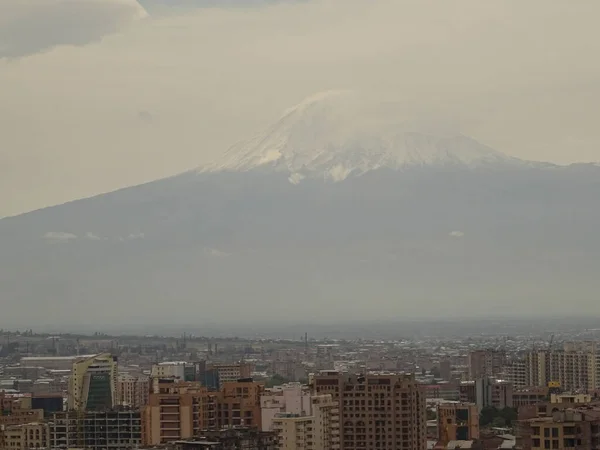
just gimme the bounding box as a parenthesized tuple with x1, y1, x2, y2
(200, 91, 526, 182)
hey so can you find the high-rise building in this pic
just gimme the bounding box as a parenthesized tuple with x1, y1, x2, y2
(49, 410, 142, 450)
(506, 359, 527, 388)
(521, 342, 600, 392)
(439, 360, 452, 382)
(218, 380, 264, 429)
(467, 350, 506, 380)
(117, 374, 150, 408)
(142, 379, 211, 446)
(142, 378, 264, 446)
(312, 371, 426, 450)
(68, 353, 118, 412)
(272, 394, 340, 450)
(437, 403, 479, 443)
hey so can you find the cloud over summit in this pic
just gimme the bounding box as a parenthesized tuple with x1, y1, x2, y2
(0, 0, 147, 58)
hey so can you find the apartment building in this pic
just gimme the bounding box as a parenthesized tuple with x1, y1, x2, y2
(518, 407, 600, 450)
(506, 359, 527, 388)
(49, 409, 142, 450)
(3, 422, 49, 450)
(437, 403, 479, 443)
(0, 408, 45, 428)
(142, 379, 211, 445)
(142, 378, 264, 446)
(272, 394, 340, 450)
(151, 362, 196, 381)
(312, 371, 426, 450)
(519, 343, 600, 392)
(117, 374, 150, 408)
(459, 379, 513, 411)
(261, 382, 312, 431)
(513, 387, 549, 408)
(218, 380, 263, 429)
(468, 350, 506, 380)
(68, 353, 118, 411)
(210, 362, 253, 383)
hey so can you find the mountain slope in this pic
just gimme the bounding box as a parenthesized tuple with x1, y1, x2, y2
(1, 94, 599, 328)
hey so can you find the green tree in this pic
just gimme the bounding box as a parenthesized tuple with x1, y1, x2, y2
(265, 374, 289, 388)
(492, 416, 506, 428)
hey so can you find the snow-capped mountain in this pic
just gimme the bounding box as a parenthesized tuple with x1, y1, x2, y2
(201, 90, 528, 182)
(1, 92, 600, 328)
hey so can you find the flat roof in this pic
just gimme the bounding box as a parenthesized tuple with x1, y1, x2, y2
(21, 355, 97, 361)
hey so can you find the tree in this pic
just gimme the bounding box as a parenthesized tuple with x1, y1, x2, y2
(480, 406, 498, 427)
(492, 416, 506, 428)
(265, 374, 289, 388)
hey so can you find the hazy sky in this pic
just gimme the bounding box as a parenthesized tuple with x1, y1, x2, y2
(2, 0, 600, 217)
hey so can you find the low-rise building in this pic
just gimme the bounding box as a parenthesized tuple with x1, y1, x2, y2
(3, 422, 49, 450)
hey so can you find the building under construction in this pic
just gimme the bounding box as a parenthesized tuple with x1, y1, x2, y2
(48, 409, 141, 450)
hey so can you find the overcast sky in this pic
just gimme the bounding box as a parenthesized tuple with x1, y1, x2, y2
(1, 0, 600, 218)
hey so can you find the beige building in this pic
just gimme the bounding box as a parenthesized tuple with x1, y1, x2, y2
(210, 362, 253, 383)
(506, 359, 528, 388)
(68, 353, 118, 411)
(550, 393, 592, 404)
(142, 378, 264, 446)
(312, 371, 426, 450)
(519, 406, 600, 450)
(272, 394, 340, 450)
(142, 379, 211, 446)
(437, 403, 479, 443)
(3, 422, 49, 450)
(522, 342, 600, 392)
(118, 374, 150, 408)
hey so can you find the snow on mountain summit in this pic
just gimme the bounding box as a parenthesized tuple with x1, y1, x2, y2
(201, 91, 525, 182)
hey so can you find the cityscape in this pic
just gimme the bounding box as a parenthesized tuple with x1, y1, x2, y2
(3, 1, 600, 450)
(2, 321, 600, 449)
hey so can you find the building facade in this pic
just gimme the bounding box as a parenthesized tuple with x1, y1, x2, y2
(437, 403, 479, 443)
(68, 353, 118, 412)
(467, 350, 506, 380)
(117, 374, 150, 408)
(49, 410, 142, 450)
(142, 378, 264, 446)
(261, 383, 312, 432)
(272, 394, 340, 450)
(142, 379, 211, 446)
(3, 422, 49, 450)
(518, 407, 600, 450)
(312, 371, 426, 450)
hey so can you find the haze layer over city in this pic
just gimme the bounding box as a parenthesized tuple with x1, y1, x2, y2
(2, 0, 600, 329)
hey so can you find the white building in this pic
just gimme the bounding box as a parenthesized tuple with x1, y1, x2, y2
(261, 383, 312, 431)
